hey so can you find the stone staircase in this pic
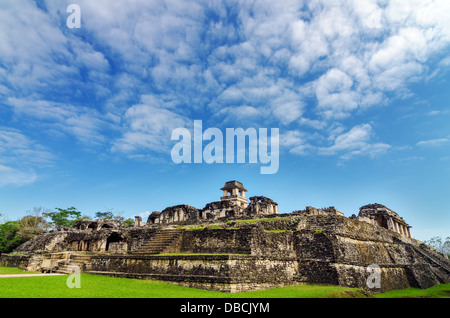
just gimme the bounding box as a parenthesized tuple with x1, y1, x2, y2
(133, 229, 184, 255)
(44, 253, 94, 274)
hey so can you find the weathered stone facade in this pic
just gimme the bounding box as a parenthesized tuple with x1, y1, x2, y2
(1, 181, 449, 294)
(147, 181, 278, 224)
(353, 203, 412, 238)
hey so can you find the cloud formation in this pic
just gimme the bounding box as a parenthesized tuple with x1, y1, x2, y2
(1, 0, 450, 176)
(0, 128, 54, 186)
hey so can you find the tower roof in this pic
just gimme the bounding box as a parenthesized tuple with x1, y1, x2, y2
(220, 180, 247, 192)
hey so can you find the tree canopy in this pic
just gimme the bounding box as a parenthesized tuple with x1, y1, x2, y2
(42, 207, 82, 230)
(0, 221, 26, 253)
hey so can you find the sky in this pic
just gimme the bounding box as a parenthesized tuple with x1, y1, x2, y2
(0, 0, 449, 241)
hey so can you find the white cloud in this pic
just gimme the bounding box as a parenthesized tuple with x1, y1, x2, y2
(0, 128, 55, 187)
(318, 124, 391, 159)
(416, 138, 449, 147)
(214, 105, 262, 126)
(6, 97, 115, 145)
(112, 95, 189, 154)
(271, 91, 304, 125)
(0, 129, 54, 167)
(1, 0, 449, 164)
(280, 123, 391, 160)
(0, 164, 37, 187)
(280, 130, 313, 155)
(352, 0, 383, 30)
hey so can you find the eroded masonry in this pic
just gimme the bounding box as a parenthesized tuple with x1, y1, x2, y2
(1, 181, 449, 293)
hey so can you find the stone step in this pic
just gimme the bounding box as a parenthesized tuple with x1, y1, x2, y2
(133, 229, 183, 255)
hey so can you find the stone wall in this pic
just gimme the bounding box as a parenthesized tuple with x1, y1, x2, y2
(89, 254, 298, 293)
(0, 254, 45, 272)
(291, 215, 450, 292)
(0, 254, 31, 270)
(180, 228, 252, 254)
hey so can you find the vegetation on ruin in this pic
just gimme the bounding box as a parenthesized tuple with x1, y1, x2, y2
(177, 217, 292, 231)
(225, 217, 290, 224)
(0, 268, 448, 298)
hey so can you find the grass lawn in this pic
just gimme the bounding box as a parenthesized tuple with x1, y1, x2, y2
(0, 267, 448, 298)
(374, 283, 450, 298)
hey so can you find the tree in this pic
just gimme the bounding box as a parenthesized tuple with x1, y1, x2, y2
(424, 236, 450, 257)
(95, 210, 133, 226)
(95, 211, 114, 219)
(122, 218, 134, 227)
(43, 207, 82, 230)
(0, 221, 25, 253)
(17, 216, 50, 241)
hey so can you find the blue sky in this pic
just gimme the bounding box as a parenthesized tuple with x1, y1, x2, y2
(0, 0, 449, 241)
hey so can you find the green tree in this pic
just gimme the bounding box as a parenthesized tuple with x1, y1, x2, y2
(122, 218, 134, 227)
(95, 211, 114, 219)
(0, 221, 25, 253)
(95, 210, 133, 226)
(43, 207, 82, 230)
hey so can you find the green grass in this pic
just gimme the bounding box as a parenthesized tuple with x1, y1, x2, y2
(374, 283, 450, 298)
(0, 272, 217, 298)
(0, 273, 368, 298)
(0, 267, 448, 298)
(237, 285, 370, 298)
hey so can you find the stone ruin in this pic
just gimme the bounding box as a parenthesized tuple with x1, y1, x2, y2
(147, 181, 279, 224)
(354, 203, 412, 238)
(1, 180, 449, 293)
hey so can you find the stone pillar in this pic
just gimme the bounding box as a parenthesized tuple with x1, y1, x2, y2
(394, 222, 399, 234)
(134, 216, 142, 227)
(387, 218, 395, 232)
(400, 224, 406, 236)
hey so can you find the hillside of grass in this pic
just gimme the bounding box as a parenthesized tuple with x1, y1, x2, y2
(0, 267, 448, 298)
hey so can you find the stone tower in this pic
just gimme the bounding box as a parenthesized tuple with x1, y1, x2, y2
(220, 180, 248, 208)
